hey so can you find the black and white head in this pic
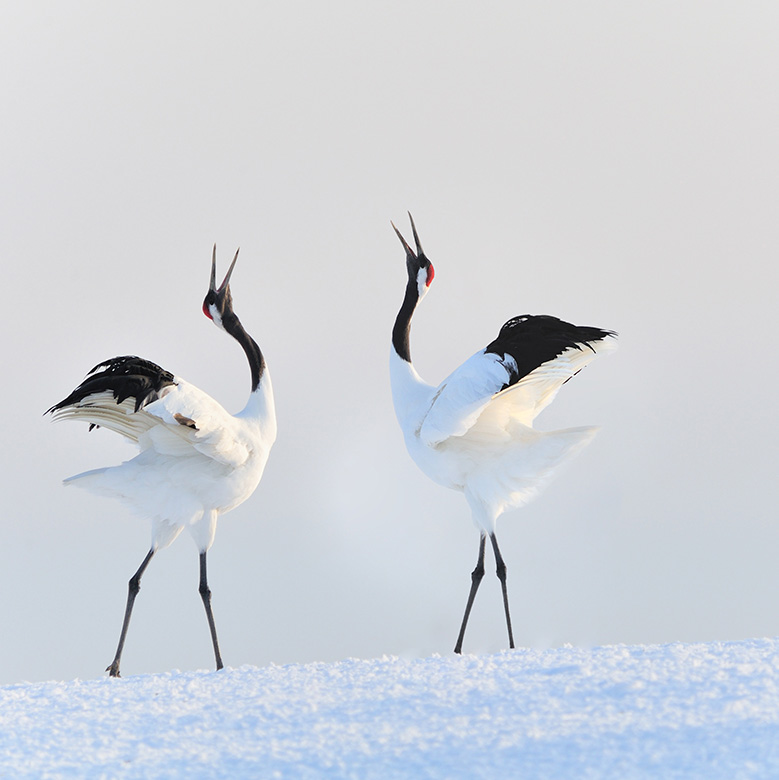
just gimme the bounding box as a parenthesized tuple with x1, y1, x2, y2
(202, 245, 240, 331)
(392, 213, 435, 299)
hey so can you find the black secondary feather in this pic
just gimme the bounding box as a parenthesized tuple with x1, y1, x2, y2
(47, 355, 176, 416)
(485, 315, 617, 393)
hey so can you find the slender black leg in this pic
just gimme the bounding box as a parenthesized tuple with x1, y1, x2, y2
(454, 534, 487, 654)
(199, 551, 224, 671)
(106, 547, 156, 678)
(490, 532, 515, 650)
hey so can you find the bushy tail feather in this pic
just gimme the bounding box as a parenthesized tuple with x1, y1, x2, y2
(63, 466, 118, 494)
(512, 425, 599, 497)
(467, 425, 599, 530)
(532, 425, 599, 469)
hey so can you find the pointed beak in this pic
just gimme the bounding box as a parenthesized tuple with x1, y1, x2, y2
(391, 220, 416, 259)
(210, 246, 240, 293)
(407, 212, 424, 257)
(391, 212, 426, 260)
(210, 245, 218, 292)
(219, 248, 240, 292)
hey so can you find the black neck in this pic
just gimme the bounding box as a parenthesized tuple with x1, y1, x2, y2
(222, 310, 265, 392)
(392, 277, 419, 364)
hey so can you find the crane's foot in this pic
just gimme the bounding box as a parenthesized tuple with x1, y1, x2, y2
(106, 662, 121, 678)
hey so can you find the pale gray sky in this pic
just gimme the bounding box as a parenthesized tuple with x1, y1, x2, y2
(1, 1, 777, 683)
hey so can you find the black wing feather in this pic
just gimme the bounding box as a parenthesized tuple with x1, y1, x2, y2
(46, 355, 177, 416)
(485, 315, 616, 392)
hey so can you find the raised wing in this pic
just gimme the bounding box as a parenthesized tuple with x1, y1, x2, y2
(47, 356, 252, 469)
(46, 355, 176, 443)
(475, 338, 616, 431)
(418, 315, 616, 447)
(419, 349, 517, 446)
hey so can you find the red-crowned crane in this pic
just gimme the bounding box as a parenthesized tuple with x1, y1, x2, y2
(389, 214, 616, 654)
(47, 247, 276, 676)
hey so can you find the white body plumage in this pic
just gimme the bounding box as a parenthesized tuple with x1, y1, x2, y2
(390, 336, 614, 534)
(54, 373, 276, 551)
(47, 246, 275, 676)
(389, 214, 616, 653)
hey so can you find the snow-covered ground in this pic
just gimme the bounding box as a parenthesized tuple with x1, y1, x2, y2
(2, 638, 778, 778)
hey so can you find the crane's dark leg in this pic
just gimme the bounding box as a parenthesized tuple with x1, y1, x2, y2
(454, 534, 486, 654)
(199, 551, 224, 671)
(106, 547, 155, 678)
(490, 532, 515, 650)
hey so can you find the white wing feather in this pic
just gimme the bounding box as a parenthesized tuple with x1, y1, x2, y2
(143, 380, 252, 469)
(419, 338, 616, 447)
(50, 379, 253, 469)
(486, 338, 617, 429)
(419, 350, 515, 446)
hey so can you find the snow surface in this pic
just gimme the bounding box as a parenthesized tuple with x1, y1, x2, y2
(2, 638, 779, 778)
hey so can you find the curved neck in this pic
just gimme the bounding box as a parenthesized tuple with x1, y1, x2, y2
(392, 277, 420, 364)
(222, 310, 265, 393)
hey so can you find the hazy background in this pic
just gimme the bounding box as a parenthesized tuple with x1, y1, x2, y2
(1, 2, 777, 684)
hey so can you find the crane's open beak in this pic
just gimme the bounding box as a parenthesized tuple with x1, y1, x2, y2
(210, 245, 240, 293)
(391, 212, 425, 259)
(391, 221, 415, 259)
(391, 213, 434, 288)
